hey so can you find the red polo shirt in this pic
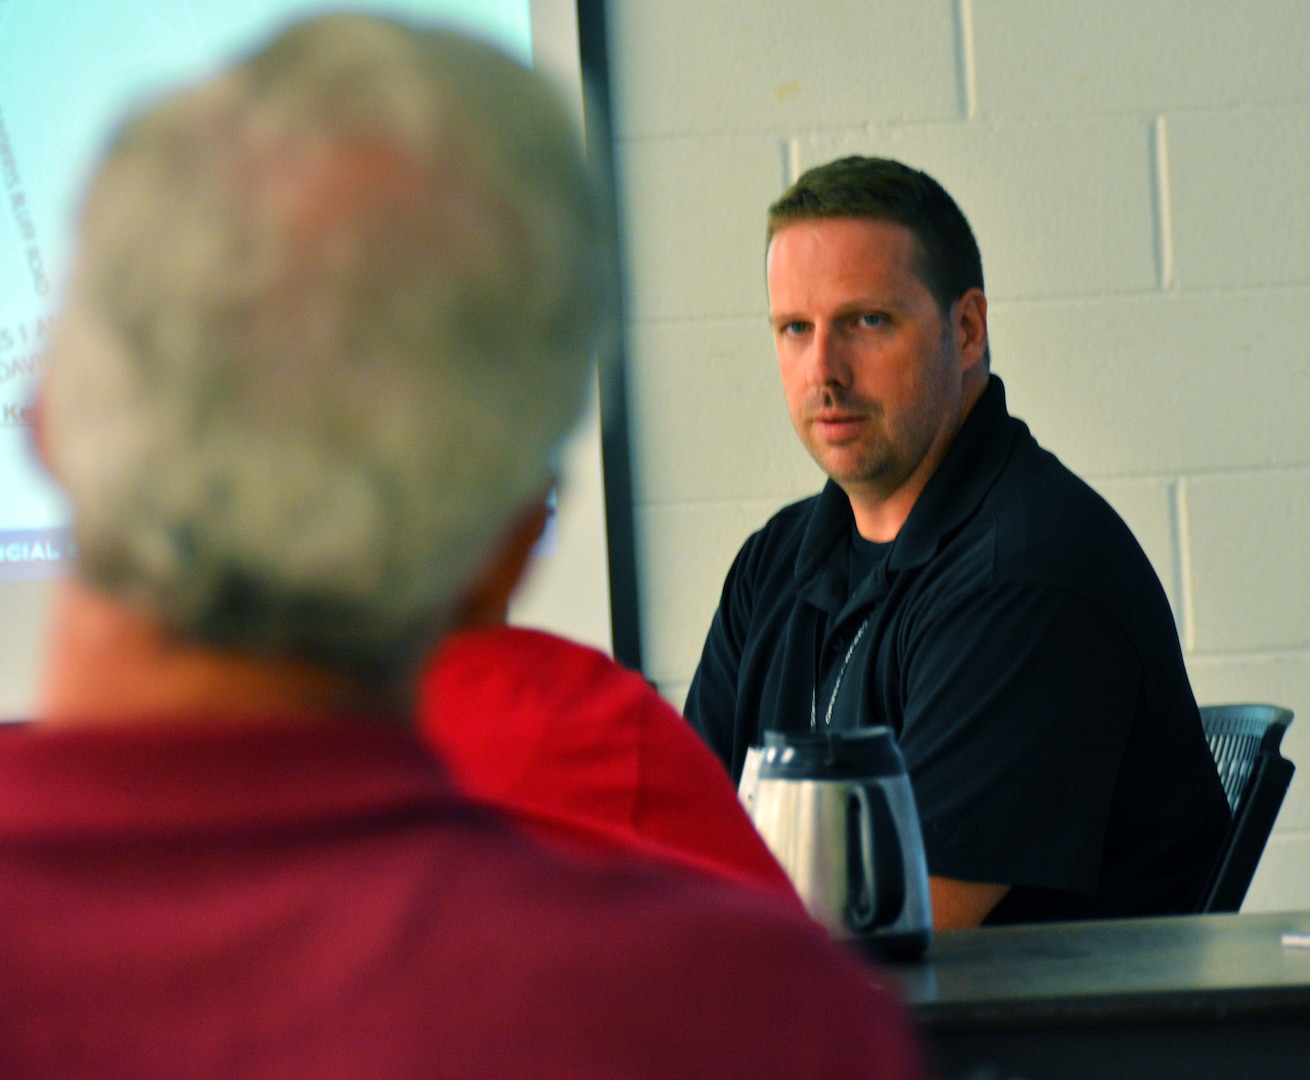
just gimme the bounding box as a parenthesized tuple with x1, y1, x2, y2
(0, 717, 923, 1079)
(420, 625, 804, 909)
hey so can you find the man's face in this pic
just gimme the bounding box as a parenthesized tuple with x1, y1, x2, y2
(767, 217, 978, 526)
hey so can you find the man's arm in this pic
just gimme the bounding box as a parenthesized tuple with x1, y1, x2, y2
(929, 877, 1009, 929)
(683, 537, 763, 779)
(683, 611, 739, 773)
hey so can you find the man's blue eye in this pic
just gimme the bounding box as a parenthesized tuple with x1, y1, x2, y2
(858, 313, 885, 328)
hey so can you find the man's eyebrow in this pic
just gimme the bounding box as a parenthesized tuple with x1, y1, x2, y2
(768, 310, 806, 325)
(769, 296, 904, 326)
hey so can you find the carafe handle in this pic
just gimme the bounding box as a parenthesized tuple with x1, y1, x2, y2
(846, 784, 906, 933)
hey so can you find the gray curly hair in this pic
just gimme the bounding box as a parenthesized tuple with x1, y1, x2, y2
(40, 13, 615, 679)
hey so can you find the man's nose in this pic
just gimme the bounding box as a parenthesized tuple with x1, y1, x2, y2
(809, 325, 851, 388)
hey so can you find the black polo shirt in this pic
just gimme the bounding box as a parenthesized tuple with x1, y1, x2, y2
(686, 376, 1230, 923)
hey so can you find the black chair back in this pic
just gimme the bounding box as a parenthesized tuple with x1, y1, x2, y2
(1197, 704, 1295, 913)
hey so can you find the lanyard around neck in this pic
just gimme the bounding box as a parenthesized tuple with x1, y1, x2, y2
(809, 615, 871, 732)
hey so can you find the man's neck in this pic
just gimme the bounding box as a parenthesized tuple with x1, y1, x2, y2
(36, 580, 407, 728)
(846, 484, 926, 543)
(846, 372, 990, 542)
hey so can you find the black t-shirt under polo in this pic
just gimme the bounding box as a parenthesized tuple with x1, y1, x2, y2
(685, 376, 1231, 924)
(847, 528, 892, 586)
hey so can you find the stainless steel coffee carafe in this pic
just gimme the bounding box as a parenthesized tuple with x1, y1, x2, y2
(748, 727, 932, 959)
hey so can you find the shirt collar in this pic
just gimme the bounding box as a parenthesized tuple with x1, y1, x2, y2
(890, 374, 1019, 570)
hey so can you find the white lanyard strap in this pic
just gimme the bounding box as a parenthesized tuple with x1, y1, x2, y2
(809, 615, 871, 731)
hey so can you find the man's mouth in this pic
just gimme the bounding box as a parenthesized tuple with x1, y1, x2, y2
(810, 412, 866, 442)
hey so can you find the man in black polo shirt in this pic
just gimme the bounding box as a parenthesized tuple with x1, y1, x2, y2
(685, 155, 1230, 928)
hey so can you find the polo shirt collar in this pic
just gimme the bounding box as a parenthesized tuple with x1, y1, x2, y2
(794, 482, 857, 599)
(890, 374, 1017, 570)
(793, 374, 1019, 592)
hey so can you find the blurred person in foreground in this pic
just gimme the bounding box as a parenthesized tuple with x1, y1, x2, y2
(0, 16, 923, 1079)
(686, 156, 1230, 929)
(420, 620, 806, 910)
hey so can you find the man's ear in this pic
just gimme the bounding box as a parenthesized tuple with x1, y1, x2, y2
(453, 492, 552, 629)
(954, 288, 988, 372)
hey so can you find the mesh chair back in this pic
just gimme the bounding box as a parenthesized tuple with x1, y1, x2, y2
(1203, 704, 1292, 811)
(1197, 703, 1295, 913)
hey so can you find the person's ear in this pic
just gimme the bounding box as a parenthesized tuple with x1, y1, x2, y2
(954, 288, 988, 372)
(453, 492, 552, 629)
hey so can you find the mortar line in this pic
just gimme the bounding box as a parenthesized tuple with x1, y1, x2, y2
(1151, 114, 1176, 289)
(956, 0, 979, 119)
(781, 135, 802, 190)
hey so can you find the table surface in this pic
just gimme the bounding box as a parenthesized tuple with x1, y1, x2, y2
(884, 909, 1310, 1032)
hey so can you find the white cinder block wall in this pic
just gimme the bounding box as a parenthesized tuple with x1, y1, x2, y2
(604, 0, 1310, 912)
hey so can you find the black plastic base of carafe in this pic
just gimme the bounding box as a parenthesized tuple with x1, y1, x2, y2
(850, 927, 932, 963)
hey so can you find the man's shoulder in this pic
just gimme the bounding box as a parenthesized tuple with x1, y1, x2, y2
(983, 427, 1160, 582)
(728, 492, 824, 577)
(755, 491, 824, 542)
(467, 810, 807, 969)
(430, 820, 922, 1076)
(945, 422, 1180, 649)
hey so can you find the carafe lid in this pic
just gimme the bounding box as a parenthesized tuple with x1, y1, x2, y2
(758, 726, 906, 780)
